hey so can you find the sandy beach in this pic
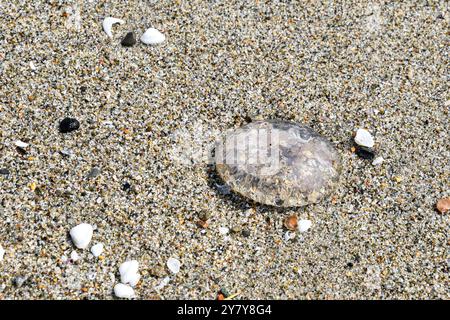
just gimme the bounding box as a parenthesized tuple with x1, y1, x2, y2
(0, 0, 448, 299)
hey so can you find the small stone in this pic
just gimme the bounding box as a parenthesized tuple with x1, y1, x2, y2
(59, 118, 80, 133)
(241, 229, 251, 237)
(355, 146, 376, 160)
(119, 260, 140, 287)
(114, 283, 135, 299)
(297, 219, 312, 233)
(167, 257, 181, 274)
(15, 140, 29, 148)
(0, 168, 10, 175)
(121, 32, 136, 47)
(372, 156, 384, 166)
(70, 223, 94, 249)
(91, 243, 104, 257)
(354, 128, 375, 148)
(218, 227, 229, 235)
(284, 215, 298, 231)
(215, 120, 341, 207)
(122, 182, 131, 191)
(140, 27, 165, 45)
(436, 197, 450, 214)
(87, 167, 101, 178)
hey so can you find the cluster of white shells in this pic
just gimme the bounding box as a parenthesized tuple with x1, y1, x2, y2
(102, 17, 165, 45)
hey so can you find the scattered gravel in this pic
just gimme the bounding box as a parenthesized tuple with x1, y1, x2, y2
(0, 0, 448, 300)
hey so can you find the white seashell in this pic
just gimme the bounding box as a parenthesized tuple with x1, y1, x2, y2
(70, 250, 80, 262)
(119, 260, 140, 287)
(372, 156, 384, 166)
(70, 223, 94, 249)
(167, 257, 181, 274)
(218, 227, 229, 235)
(0, 245, 5, 261)
(90, 243, 104, 257)
(15, 140, 29, 148)
(102, 17, 125, 38)
(297, 219, 312, 233)
(140, 28, 165, 45)
(354, 128, 375, 148)
(114, 283, 135, 299)
(29, 61, 36, 70)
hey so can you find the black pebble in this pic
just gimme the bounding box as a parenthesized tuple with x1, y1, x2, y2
(59, 117, 80, 133)
(241, 229, 251, 237)
(0, 168, 10, 175)
(121, 32, 136, 47)
(122, 182, 131, 191)
(355, 146, 376, 160)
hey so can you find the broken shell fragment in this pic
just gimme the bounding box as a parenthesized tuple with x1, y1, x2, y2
(102, 17, 125, 38)
(140, 28, 165, 45)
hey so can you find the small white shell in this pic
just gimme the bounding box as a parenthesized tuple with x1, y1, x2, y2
(114, 283, 135, 299)
(70, 223, 93, 249)
(90, 243, 104, 257)
(372, 156, 384, 166)
(140, 28, 165, 45)
(297, 219, 312, 233)
(102, 17, 125, 38)
(119, 260, 140, 287)
(167, 257, 181, 274)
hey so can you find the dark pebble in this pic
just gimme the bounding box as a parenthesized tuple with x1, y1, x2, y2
(241, 229, 251, 237)
(0, 168, 10, 175)
(121, 32, 136, 47)
(122, 182, 131, 191)
(355, 146, 375, 160)
(59, 118, 80, 133)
